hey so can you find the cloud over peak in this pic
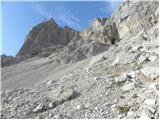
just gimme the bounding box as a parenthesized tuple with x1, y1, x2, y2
(32, 2, 81, 29)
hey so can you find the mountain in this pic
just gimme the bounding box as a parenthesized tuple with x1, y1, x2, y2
(16, 16, 119, 64)
(1, 0, 159, 119)
(1, 54, 19, 67)
(16, 18, 80, 60)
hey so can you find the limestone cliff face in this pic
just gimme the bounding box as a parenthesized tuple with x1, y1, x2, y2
(1, 54, 19, 67)
(81, 0, 158, 44)
(16, 18, 80, 60)
(111, 0, 159, 40)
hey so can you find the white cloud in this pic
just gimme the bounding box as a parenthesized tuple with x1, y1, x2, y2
(32, 3, 81, 29)
(99, 0, 123, 13)
(33, 3, 52, 19)
(54, 7, 81, 28)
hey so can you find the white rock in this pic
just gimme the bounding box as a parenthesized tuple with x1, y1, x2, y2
(127, 71, 137, 78)
(76, 105, 82, 110)
(122, 82, 135, 91)
(94, 77, 99, 80)
(148, 105, 156, 114)
(112, 56, 119, 66)
(84, 103, 90, 108)
(138, 55, 147, 63)
(118, 114, 123, 119)
(144, 99, 156, 105)
(114, 99, 118, 103)
(140, 111, 150, 119)
(94, 107, 98, 110)
(115, 73, 127, 83)
(141, 66, 159, 80)
(48, 102, 56, 108)
(127, 111, 134, 116)
(47, 80, 55, 86)
(148, 55, 157, 61)
(33, 104, 43, 113)
(54, 115, 60, 119)
(111, 104, 116, 109)
(149, 83, 159, 90)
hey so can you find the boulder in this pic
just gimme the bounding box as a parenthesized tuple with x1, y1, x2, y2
(141, 66, 159, 80)
(144, 99, 156, 105)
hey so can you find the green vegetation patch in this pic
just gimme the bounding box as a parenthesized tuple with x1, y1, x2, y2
(117, 105, 131, 114)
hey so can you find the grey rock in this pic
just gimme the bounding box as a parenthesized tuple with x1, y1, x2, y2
(144, 99, 156, 105)
(1, 54, 19, 67)
(148, 105, 156, 114)
(33, 104, 44, 113)
(141, 66, 159, 80)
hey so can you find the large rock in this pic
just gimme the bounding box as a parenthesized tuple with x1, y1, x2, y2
(80, 18, 120, 45)
(111, 0, 159, 40)
(141, 66, 159, 80)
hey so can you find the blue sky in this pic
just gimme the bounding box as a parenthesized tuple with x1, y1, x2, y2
(1, 0, 122, 56)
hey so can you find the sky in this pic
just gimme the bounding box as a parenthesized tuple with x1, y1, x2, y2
(1, 0, 123, 56)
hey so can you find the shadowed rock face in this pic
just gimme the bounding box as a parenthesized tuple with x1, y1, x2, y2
(1, 54, 19, 67)
(16, 18, 80, 60)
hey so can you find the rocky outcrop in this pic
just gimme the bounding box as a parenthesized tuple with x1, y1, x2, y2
(16, 18, 80, 60)
(111, 0, 159, 40)
(80, 18, 120, 44)
(1, 54, 19, 67)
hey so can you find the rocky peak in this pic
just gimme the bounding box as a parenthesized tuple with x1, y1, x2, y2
(16, 18, 80, 60)
(92, 17, 107, 30)
(1, 54, 19, 67)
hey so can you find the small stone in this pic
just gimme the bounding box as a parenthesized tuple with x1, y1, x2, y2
(112, 56, 119, 66)
(48, 102, 56, 108)
(149, 83, 159, 90)
(84, 103, 90, 108)
(114, 99, 118, 103)
(144, 99, 156, 105)
(118, 114, 123, 119)
(127, 111, 134, 116)
(127, 71, 136, 79)
(147, 109, 155, 119)
(115, 73, 127, 83)
(122, 82, 135, 91)
(54, 115, 60, 119)
(33, 104, 44, 113)
(94, 107, 98, 110)
(138, 55, 147, 63)
(94, 77, 99, 80)
(140, 110, 150, 119)
(76, 105, 82, 110)
(148, 105, 156, 114)
(148, 55, 157, 61)
(155, 111, 159, 119)
(111, 104, 116, 109)
(47, 80, 55, 86)
(141, 66, 159, 80)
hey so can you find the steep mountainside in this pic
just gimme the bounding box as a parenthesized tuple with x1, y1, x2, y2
(1, 0, 159, 119)
(16, 18, 80, 60)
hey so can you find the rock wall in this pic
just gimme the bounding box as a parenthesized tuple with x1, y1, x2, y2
(16, 18, 80, 60)
(1, 54, 19, 67)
